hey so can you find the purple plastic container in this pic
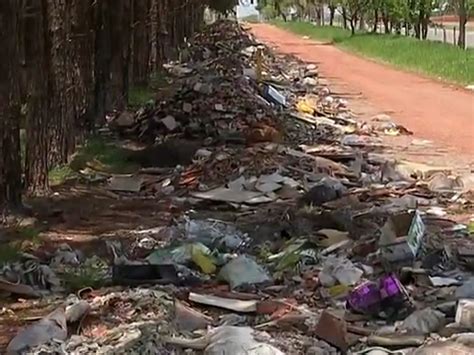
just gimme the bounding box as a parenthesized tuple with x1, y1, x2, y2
(346, 281, 381, 314)
(346, 274, 408, 315)
(379, 274, 404, 299)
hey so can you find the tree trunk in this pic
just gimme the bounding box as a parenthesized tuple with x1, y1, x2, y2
(93, 0, 109, 124)
(0, 0, 23, 216)
(24, 0, 50, 196)
(158, 0, 172, 61)
(415, 9, 423, 39)
(131, 0, 151, 85)
(373, 9, 378, 33)
(458, 0, 467, 49)
(148, 0, 159, 74)
(93, 0, 131, 117)
(350, 17, 356, 35)
(315, 7, 322, 26)
(359, 14, 365, 31)
(421, 15, 429, 39)
(382, 14, 390, 33)
(46, 0, 77, 166)
(394, 22, 402, 35)
(342, 8, 348, 29)
(414, 21, 421, 39)
(329, 6, 335, 26)
(69, 0, 96, 133)
(106, 0, 131, 110)
(274, 0, 286, 22)
(319, 4, 325, 26)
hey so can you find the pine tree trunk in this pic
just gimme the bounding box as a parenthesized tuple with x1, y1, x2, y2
(69, 0, 96, 134)
(46, 0, 76, 166)
(24, 0, 50, 196)
(105, 0, 131, 110)
(148, 0, 159, 74)
(131, 0, 151, 85)
(0, 0, 23, 216)
(94, 0, 110, 123)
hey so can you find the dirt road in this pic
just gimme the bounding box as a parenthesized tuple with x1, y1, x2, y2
(250, 24, 474, 155)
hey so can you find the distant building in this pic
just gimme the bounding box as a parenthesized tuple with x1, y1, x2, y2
(235, 0, 259, 19)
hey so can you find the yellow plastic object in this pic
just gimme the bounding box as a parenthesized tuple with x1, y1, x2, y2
(191, 246, 216, 274)
(384, 127, 400, 136)
(343, 125, 357, 134)
(327, 284, 350, 298)
(296, 100, 315, 115)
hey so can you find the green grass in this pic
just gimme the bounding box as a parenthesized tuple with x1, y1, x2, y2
(275, 21, 351, 42)
(0, 227, 42, 264)
(62, 266, 107, 291)
(69, 136, 138, 175)
(17, 226, 42, 241)
(0, 243, 21, 264)
(49, 165, 75, 186)
(273, 21, 474, 85)
(128, 86, 155, 108)
(241, 15, 261, 23)
(47, 136, 138, 186)
(61, 256, 109, 291)
(128, 70, 168, 108)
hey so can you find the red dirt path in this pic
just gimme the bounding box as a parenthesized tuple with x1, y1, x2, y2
(250, 24, 474, 155)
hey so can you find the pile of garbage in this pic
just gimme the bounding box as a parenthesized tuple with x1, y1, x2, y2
(3, 20, 474, 355)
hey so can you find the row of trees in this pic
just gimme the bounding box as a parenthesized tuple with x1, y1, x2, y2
(257, 1, 473, 48)
(0, 0, 238, 219)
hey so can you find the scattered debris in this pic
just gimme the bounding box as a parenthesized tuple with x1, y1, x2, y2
(400, 307, 446, 335)
(189, 292, 258, 313)
(314, 310, 350, 352)
(7, 307, 67, 354)
(108, 175, 143, 193)
(0, 278, 41, 298)
(218, 255, 272, 289)
(455, 299, 474, 329)
(164, 326, 285, 354)
(4, 20, 474, 355)
(319, 257, 363, 287)
(174, 299, 212, 331)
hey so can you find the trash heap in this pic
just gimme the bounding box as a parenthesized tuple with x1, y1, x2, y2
(3, 20, 474, 355)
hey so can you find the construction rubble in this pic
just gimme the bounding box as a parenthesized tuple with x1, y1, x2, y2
(3, 21, 474, 355)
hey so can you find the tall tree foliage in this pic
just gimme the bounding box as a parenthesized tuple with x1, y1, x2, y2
(259, 0, 471, 45)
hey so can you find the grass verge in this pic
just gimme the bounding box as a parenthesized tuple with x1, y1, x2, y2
(48, 136, 138, 186)
(70, 136, 138, 175)
(273, 21, 474, 85)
